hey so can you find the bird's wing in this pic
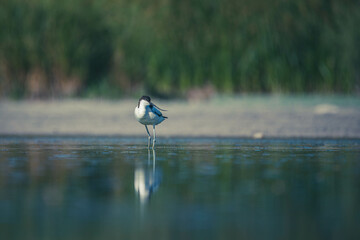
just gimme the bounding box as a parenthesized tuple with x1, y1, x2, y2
(149, 103, 164, 117)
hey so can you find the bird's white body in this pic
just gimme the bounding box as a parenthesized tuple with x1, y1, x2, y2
(134, 96, 167, 148)
(134, 100, 166, 126)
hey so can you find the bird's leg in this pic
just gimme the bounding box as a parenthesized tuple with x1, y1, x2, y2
(152, 125, 156, 149)
(145, 125, 151, 149)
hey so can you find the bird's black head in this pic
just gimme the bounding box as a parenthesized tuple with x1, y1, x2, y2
(139, 96, 151, 102)
(138, 95, 151, 107)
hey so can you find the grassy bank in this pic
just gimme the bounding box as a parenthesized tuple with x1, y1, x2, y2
(0, 0, 359, 98)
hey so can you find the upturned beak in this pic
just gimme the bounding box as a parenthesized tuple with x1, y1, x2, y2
(151, 103, 167, 111)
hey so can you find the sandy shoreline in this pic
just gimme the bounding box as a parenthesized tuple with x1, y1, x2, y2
(1, 96, 359, 138)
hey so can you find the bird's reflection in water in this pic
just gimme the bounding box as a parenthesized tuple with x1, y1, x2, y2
(134, 149, 161, 205)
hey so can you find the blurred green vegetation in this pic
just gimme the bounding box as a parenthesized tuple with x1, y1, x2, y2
(0, 0, 359, 98)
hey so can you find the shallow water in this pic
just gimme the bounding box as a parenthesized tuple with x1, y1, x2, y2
(0, 136, 359, 240)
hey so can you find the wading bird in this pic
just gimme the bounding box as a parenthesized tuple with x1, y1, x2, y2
(134, 96, 167, 148)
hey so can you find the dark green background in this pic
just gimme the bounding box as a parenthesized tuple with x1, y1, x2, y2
(0, 0, 359, 98)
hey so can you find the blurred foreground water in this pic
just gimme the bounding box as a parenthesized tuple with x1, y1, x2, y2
(0, 137, 359, 240)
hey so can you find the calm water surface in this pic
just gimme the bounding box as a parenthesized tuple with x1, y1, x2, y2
(0, 137, 359, 240)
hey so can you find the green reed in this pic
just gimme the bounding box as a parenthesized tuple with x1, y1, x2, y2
(0, 0, 359, 98)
